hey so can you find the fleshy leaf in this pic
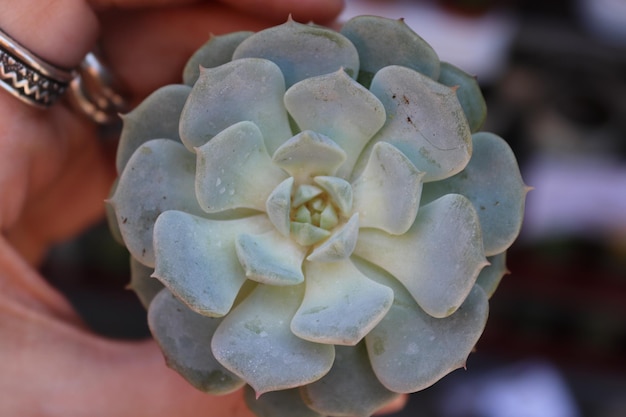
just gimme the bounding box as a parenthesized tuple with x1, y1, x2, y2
(284, 69, 386, 178)
(272, 131, 346, 183)
(354, 194, 488, 318)
(152, 211, 271, 316)
(195, 121, 287, 213)
(211, 284, 335, 395)
(291, 258, 393, 345)
(290, 222, 331, 246)
(438, 62, 487, 133)
(183, 31, 253, 86)
(421, 132, 529, 255)
(307, 213, 359, 262)
(351, 142, 424, 235)
(148, 289, 244, 394)
(313, 176, 352, 216)
(341, 15, 440, 87)
(302, 343, 400, 417)
(179, 58, 292, 154)
(128, 256, 163, 309)
(244, 386, 323, 417)
(116, 84, 191, 173)
(476, 252, 508, 298)
(358, 256, 489, 393)
(105, 179, 123, 245)
(361, 65, 472, 182)
(292, 184, 324, 207)
(110, 139, 204, 267)
(266, 177, 293, 236)
(233, 18, 359, 88)
(235, 230, 306, 286)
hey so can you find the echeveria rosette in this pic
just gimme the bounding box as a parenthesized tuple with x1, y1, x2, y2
(108, 15, 528, 417)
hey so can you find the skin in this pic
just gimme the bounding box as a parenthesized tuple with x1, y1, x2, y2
(0, 0, 406, 415)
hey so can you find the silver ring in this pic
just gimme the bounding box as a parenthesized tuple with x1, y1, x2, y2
(0, 29, 75, 108)
(68, 52, 129, 125)
(0, 28, 128, 124)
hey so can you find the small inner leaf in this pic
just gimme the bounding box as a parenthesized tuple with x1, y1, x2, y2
(307, 214, 360, 263)
(236, 230, 306, 286)
(266, 177, 293, 236)
(273, 131, 346, 183)
(290, 222, 331, 246)
(314, 176, 353, 216)
(293, 184, 324, 207)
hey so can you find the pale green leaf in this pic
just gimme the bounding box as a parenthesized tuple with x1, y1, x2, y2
(183, 31, 253, 86)
(244, 386, 322, 417)
(476, 252, 509, 298)
(148, 289, 244, 394)
(128, 256, 163, 309)
(195, 121, 287, 213)
(302, 343, 400, 417)
(233, 18, 359, 88)
(291, 258, 393, 345)
(235, 230, 306, 286)
(272, 131, 346, 184)
(265, 177, 293, 237)
(351, 142, 424, 235)
(179, 58, 292, 154)
(367, 283, 488, 392)
(313, 176, 353, 216)
(360, 65, 472, 182)
(340, 15, 440, 87)
(421, 132, 529, 255)
(116, 84, 190, 173)
(354, 194, 488, 318)
(438, 62, 487, 133)
(110, 139, 204, 267)
(152, 211, 271, 316)
(307, 214, 359, 262)
(284, 69, 385, 178)
(211, 284, 335, 395)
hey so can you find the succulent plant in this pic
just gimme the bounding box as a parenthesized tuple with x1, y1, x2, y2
(108, 15, 528, 417)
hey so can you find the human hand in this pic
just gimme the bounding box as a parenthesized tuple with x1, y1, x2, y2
(0, 1, 402, 416)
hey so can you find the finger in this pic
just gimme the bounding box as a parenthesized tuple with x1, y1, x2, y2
(0, 0, 98, 68)
(217, 0, 344, 23)
(1, 299, 255, 417)
(376, 394, 409, 415)
(88, 0, 200, 10)
(98, 3, 283, 101)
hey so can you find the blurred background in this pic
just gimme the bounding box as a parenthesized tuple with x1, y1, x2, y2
(41, 0, 626, 416)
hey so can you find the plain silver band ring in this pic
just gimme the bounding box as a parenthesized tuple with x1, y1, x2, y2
(0, 29, 75, 108)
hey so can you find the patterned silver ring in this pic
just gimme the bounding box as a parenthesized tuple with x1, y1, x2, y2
(0, 29, 75, 108)
(0, 29, 128, 124)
